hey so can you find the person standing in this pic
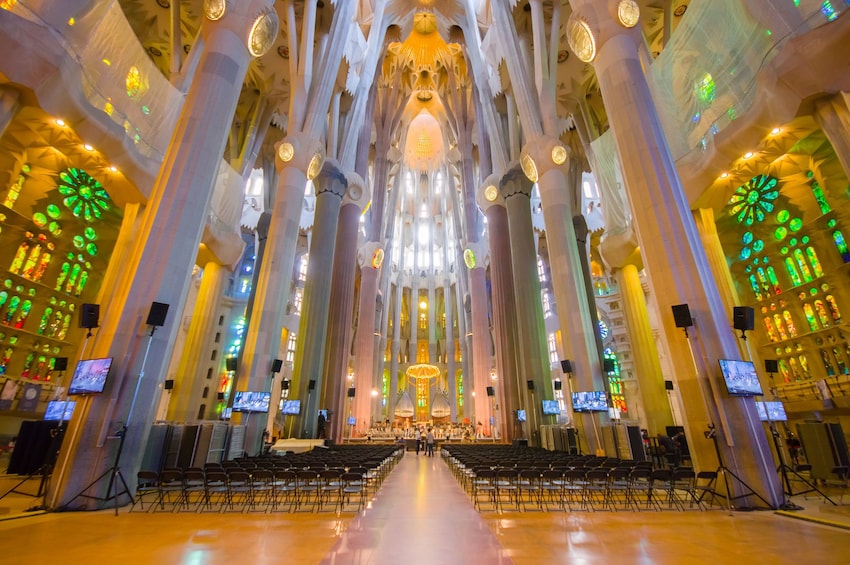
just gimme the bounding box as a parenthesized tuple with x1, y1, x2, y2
(426, 428, 435, 457)
(416, 428, 423, 455)
(317, 411, 326, 439)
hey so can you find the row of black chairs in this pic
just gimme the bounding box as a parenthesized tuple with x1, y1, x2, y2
(465, 465, 717, 513)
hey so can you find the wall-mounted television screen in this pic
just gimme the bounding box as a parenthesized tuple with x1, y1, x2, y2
(756, 401, 788, 422)
(516, 409, 527, 422)
(232, 391, 271, 413)
(571, 391, 608, 412)
(542, 399, 561, 415)
(44, 400, 76, 421)
(347, 416, 356, 426)
(719, 359, 764, 396)
(221, 407, 232, 420)
(281, 399, 301, 415)
(68, 358, 113, 395)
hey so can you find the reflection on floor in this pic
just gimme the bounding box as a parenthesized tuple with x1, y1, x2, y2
(2, 453, 850, 565)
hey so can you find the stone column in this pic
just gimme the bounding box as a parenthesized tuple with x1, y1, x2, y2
(568, 1, 781, 505)
(478, 177, 522, 441)
(48, 0, 277, 508)
(499, 166, 553, 448)
(166, 260, 228, 422)
(694, 208, 741, 320)
(814, 95, 850, 183)
(465, 243, 491, 435)
(289, 161, 347, 439)
(239, 132, 324, 444)
(0, 87, 21, 140)
(322, 173, 369, 441)
(353, 242, 381, 433)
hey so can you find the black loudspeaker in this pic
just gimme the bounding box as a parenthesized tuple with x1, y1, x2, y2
(554, 380, 562, 391)
(347, 387, 356, 398)
(225, 358, 237, 372)
(527, 380, 535, 391)
(665, 380, 674, 391)
(79, 303, 100, 329)
(53, 357, 68, 371)
(733, 306, 755, 331)
(560, 360, 572, 374)
(671, 304, 692, 328)
(486, 386, 495, 397)
(217, 392, 225, 400)
(281, 380, 290, 390)
(146, 301, 169, 327)
(603, 359, 616, 373)
(765, 359, 779, 373)
(308, 380, 316, 391)
(271, 359, 283, 373)
(164, 379, 174, 390)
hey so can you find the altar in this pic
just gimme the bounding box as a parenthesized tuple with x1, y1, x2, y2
(269, 438, 327, 454)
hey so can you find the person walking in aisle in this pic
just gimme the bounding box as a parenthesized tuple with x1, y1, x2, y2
(426, 428, 435, 457)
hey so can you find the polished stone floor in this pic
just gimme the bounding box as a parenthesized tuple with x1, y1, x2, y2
(1, 453, 850, 564)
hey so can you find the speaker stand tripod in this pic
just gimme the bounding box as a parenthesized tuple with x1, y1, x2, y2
(769, 424, 836, 507)
(60, 425, 133, 516)
(700, 424, 774, 513)
(0, 425, 66, 512)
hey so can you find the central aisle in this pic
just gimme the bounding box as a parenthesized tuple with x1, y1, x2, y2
(320, 452, 513, 565)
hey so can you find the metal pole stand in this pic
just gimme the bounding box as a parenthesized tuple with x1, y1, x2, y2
(700, 424, 774, 513)
(769, 424, 836, 507)
(60, 425, 133, 516)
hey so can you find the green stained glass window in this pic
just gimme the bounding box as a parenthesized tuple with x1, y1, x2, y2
(794, 249, 813, 282)
(727, 174, 779, 225)
(84, 227, 97, 240)
(814, 300, 830, 328)
(789, 218, 803, 232)
(832, 230, 850, 262)
(805, 247, 824, 278)
(72, 235, 85, 249)
(785, 258, 802, 286)
(85, 243, 97, 256)
(803, 303, 819, 331)
(48, 222, 62, 235)
(749, 275, 762, 300)
(740, 247, 751, 260)
(57, 168, 111, 222)
(810, 287, 818, 296)
(55, 262, 69, 291)
(65, 263, 81, 294)
(777, 210, 790, 223)
(811, 181, 831, 214)
(753, 240, 764, 253)
(695, 73, 716, 104)
(774, 227, 787, 240)
(32, 213, 47, 227)
(766, 266, 780, 294)
(742, 231, 754, 244)
(827, 218, 837, 228)
(46, 204, 61, 219)
(780, 246, 789, 254)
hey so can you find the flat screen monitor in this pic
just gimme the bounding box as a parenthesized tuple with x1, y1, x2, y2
(571, 391, 608, 412)
(516, 409, 527, 422)
(44, 400, 76, 421)
(542, 399, 560, 415)
(221, 407, 232, 420)
(281, 399, 301, 415)
(347, 416, 356, 426)
(68, 357, 113, 395)
(232, 391, 271, 413)
(719, 359, 764, 396)
(756, 401, 788, 422)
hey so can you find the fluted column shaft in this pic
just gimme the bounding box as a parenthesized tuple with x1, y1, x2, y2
(353, 250, 380, 432)
(49, 3, 271, 507)
(814, 95, 850, 183)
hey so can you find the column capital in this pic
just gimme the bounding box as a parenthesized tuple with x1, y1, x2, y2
(520, 135, 569, 183)
(499, 163, 535, 199)
(314, 158, 347, 198)
(357, 241, 384, 270)
(342, 171, 371, 211)
(477, 173, 506, 212)
(275, 132, 325, 178)
(201, 0, 279, 57)
(564, 1, 646, 71)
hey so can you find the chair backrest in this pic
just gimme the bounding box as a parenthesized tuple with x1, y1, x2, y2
(160, 469, 183, 483)
(252, 469, 273, 482)
(205, 471, 227, 485)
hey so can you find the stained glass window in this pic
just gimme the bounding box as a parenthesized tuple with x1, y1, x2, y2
(782, 311, 798, 337)
(728, 174, 779, 225)
(814, 300, 830, 328)
(763, 317, 779, 341)
(773, 314, 788, 340)
(810, 180, 831, 214)
(820, 349, 835, 376)
(10, 242, 29, 274)
(825, 295, 841, 324)
(793, 249, 813, 282)
(805, 247, 824, 278)
(766, 267, 781, 294)
(799, 354, 810, 376)
(57, 168, 111, 222)
(833, 348, 848, 374)
(802, 303, 819, 331)
(833, 230, 850, 262)
(784, 257, 802, 286)
(2, 167, 27, 209)
(749, 274, 762, 300)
